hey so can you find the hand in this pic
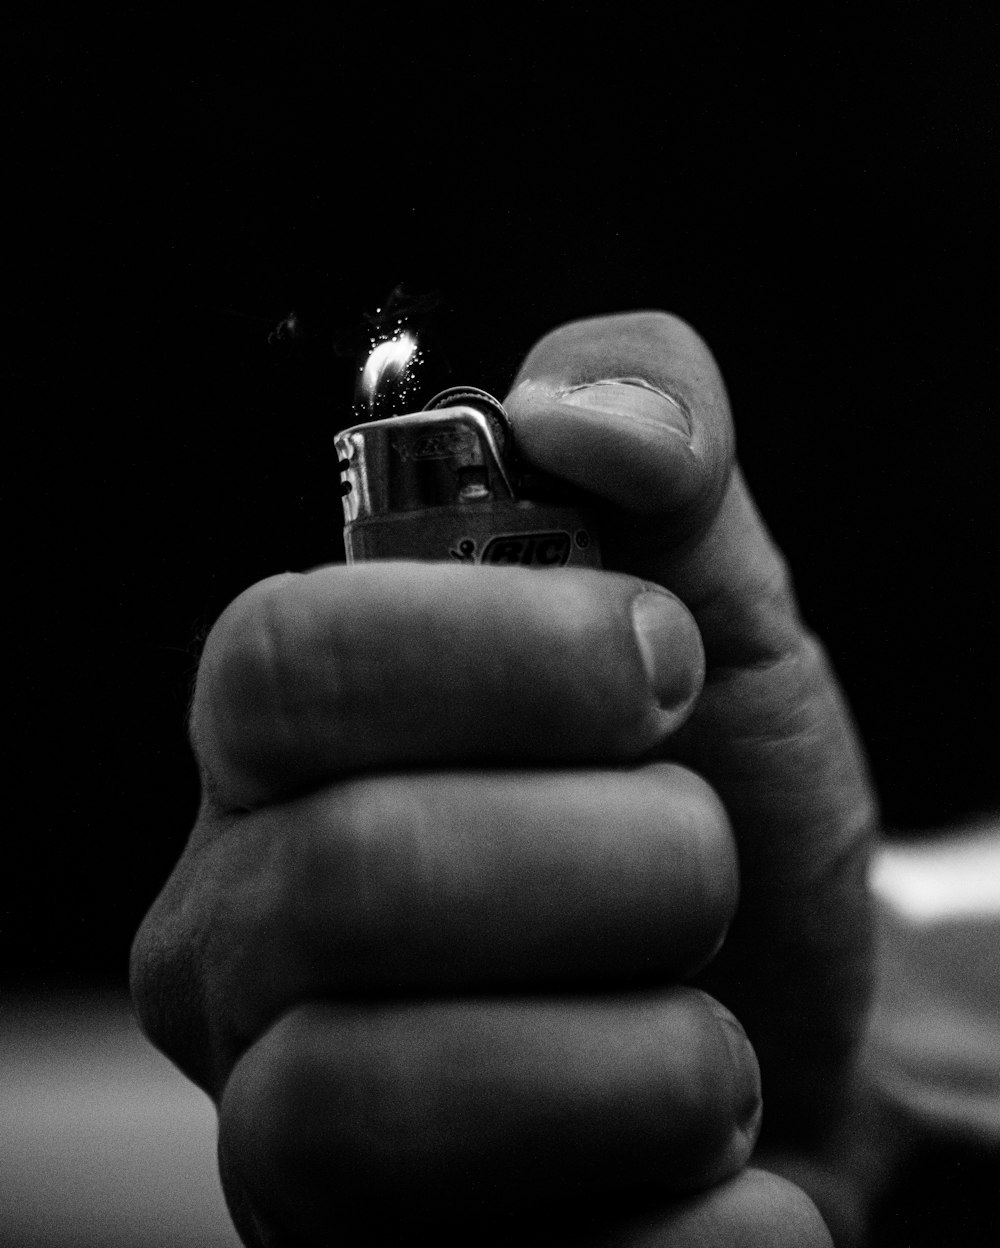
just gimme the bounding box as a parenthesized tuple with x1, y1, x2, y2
(132, 566, 789, 1244)
(131, 311, 874, 1246)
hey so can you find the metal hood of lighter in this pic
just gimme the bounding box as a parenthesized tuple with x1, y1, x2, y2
(335, 386, 601, 568)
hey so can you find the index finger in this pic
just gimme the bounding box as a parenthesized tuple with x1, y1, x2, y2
(191, 563, 704, 810)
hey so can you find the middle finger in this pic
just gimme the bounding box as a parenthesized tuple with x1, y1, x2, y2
(186, 762, 735, 1075)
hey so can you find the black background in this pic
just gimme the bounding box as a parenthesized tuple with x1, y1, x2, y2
(5, 5, 997, 988)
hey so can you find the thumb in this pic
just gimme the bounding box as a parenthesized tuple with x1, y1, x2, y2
(505, 311, 878, 1147)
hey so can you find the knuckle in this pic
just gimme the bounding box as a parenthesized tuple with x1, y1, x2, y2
(252, 1011, 324, 1141)
(130, 775, 436, 1102)
(204, 836, 295, 1057)
(200, 803, 356, 1063)
(200, 575, 295, 717)
(303, 779, 430, 972)
(222, 1010, 321, 1191)
(129, 861, 219, 1092)
(192, 573, 329, 793)
(198, 576, 290, 706)
(223, 1006, 383, 1201)
(131, 806, 276, 1095)
(224, 779, 430, 1018)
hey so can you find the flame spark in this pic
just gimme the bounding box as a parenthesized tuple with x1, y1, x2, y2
(358, 331, 420, 415)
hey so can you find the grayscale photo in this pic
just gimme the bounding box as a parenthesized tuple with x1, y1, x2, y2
(4, 6, 997, 1245)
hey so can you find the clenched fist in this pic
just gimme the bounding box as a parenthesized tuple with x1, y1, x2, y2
(132, 312, 875, 1245)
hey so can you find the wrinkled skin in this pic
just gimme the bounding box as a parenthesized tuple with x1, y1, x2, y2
(132, 313, 876, 1246)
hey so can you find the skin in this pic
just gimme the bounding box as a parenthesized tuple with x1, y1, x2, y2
(132, 312, 875, 1246)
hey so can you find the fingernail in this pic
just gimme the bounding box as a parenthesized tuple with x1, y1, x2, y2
(705, 998, 764, 1168)
(559, 378, 691, 441)
(630, 591, 704, 711)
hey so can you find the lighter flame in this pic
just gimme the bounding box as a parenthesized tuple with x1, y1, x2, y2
(359, 332, 418, 409)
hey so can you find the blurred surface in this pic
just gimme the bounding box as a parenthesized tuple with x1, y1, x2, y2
(0, 993, 239, 1248)
(868, 824, 1000, 1146)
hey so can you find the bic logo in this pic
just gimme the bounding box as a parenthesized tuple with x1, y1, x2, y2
(481, 531, 572, 566)
(392, 424, 476, 461)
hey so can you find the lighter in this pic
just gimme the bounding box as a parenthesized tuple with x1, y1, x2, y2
(335, 386, 601, 568)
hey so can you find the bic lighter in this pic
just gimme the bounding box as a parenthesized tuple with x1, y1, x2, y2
(335, 386, 601, 568)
